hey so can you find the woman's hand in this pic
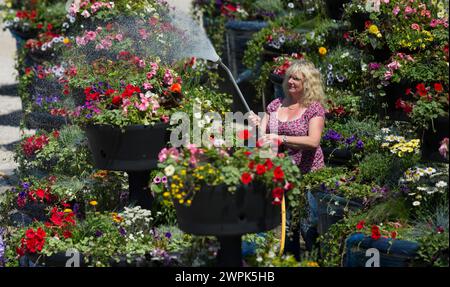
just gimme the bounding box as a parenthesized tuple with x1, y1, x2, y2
(249, 112, 261, 127)
(260, 133, 281, 146)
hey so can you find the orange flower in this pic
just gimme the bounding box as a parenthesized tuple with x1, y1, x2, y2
(170, 83, 182, 93)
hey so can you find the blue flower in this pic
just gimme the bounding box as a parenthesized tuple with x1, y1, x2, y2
(165, 232, 172, 239)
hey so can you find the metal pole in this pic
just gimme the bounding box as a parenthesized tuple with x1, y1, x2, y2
(217, 60, 251, 113)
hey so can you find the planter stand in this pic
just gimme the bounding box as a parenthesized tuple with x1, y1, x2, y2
(217, 236, 243, 267)
(128, 171, 153, 210)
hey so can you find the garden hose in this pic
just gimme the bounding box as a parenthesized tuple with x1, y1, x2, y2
(279, 195, 286, 256)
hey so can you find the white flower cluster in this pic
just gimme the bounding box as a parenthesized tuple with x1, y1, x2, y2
(119, 206, 153, 232)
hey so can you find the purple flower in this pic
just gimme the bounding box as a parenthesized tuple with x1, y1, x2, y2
(119, 227, 127, 236)
(356, 140, 364, 149)
(165, 232, 172, 239)
(19, 191, 27, 199)
(95, 230, 103, 237)
(35, 95, 43, 106)
(323, 130, 342, 141)
(0, 228, 5, 267)
(153, 176, 161, 184)
(21, 182, 30, 190)
(161, 176, 167, 183)
(345, 135, 356, 145)
(369, 62, 381, 70)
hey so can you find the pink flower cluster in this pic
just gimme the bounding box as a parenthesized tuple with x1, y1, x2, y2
(158, 147, 180, 162)
(146, 62, 159, 80)
(75, 29, 123, 50)
(69, 1, 115, 17)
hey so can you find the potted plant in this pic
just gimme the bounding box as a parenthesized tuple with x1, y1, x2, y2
(152, 142, 304, 266)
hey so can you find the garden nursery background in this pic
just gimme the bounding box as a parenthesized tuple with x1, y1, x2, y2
(0, 0, 448, 268)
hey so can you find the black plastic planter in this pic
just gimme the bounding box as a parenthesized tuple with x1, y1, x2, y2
(225, 20, 268, 78)
(174, 183, 280, 266)
(322, 147, 353, 166)
(325, 0, 352, 20)
(313, 191, 363, 235)
(85, 123, 170, 209)
(345, 234, 420, 267)
(84, 123, 170, 171)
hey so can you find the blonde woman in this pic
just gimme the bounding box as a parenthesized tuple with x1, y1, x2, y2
(249, 59, 326, 259)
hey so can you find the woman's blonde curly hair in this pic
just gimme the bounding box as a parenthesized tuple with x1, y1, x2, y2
(282, 60, 326, 107)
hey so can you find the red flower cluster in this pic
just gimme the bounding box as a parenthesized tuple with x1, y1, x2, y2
(16, 10, 37, 20)
(21, 134, 49, 157)
(395, 98, 413, 114)
(242, 157, 290, 205)
(17, 227, 46, 256)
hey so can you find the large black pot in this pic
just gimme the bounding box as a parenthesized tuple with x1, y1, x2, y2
(174, 183, 280, 236)
(313, 191, 363, 235)
(325, 0, 352, 20)
(85, 123, 170, 209)
(174, 182, 280, 267)
(84, 123, 170, 171)
(225, 20, 268, 78)
(322, 147, 353, 166)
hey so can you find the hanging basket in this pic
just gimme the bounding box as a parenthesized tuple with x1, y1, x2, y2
(84, 123, 170, 172)
(174, 183, 281, 236)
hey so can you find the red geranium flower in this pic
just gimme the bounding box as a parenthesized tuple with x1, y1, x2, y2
(356, 220, 365, 230)
(248, 161, 255, 170)
(434, 83, 443, 92)
(371, 225, 381, 240)
(264, 158, 273, 170)
(112, 95, 122, 106)
(416, 83, 428, 97)
(241, 172, 252, 185)
(256, 164, 266, 175)
(273, 166, 284, 181)
(271, 187, 284, 205)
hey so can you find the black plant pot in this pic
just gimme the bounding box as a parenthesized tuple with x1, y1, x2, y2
(225, 20, 268, 78)
(313, 191, 363, 235)
(421, 116, 449, 163)
(174, 183, 280, 266)
(325, 0, 352, 20)
(85, 123, 170, 209)
(322, 147, 353, 166)
(84, 123, 170, 171)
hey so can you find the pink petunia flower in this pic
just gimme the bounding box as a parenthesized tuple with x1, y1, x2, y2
(143, 82, 153, 90)
(393, 6, 400, 16)
(411, 23, 420, 31)
(81, 10, 91, 18)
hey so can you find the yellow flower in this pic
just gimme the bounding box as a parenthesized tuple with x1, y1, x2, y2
(318, 47, 327, 56)
(186, 199, 192, 205)
(163, 192, 170, 197)
(63, 37, 70, 44)
(89, 200, 98, 206)
(64, 209, 73, 213)
(368, 24, 380, 35)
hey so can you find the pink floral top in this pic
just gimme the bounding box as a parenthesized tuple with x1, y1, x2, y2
(266, 98, 325, 174)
